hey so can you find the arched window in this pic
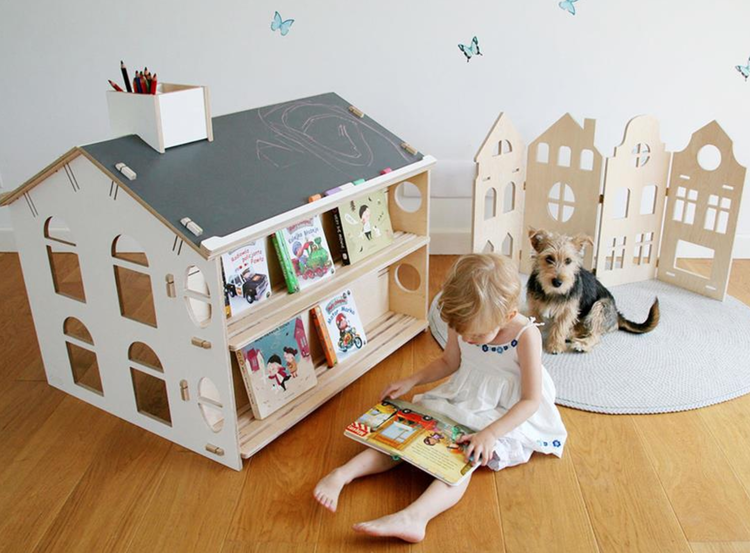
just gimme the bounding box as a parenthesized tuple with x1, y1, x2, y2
(64, 317, 102, 395)
(558, 146, 571, 167)
(112, 235, 157, 327)
(45, 217, 86, 302)
(484, 188, 497, 220)
(129, 342, 171, 425)
(536, 143, 549, 164)
(503, 182, 516, 213)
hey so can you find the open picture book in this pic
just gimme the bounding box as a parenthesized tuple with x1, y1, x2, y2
(345, 398, 478, 486)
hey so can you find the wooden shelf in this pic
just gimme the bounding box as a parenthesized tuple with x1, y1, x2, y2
(227, 231, 429, 351)
(237, 311, 427, 459)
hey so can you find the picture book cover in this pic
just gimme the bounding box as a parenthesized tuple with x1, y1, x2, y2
(235, 316, 317, 420)
(221, 240, 272, 318)
(315, 289, 367, 364)
(333, 190, 394, 265)
(345, 399, 479, 486)
(273, 214, 335, 293)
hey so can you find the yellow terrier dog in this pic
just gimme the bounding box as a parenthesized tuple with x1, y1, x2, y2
(526, 229, 660, 354)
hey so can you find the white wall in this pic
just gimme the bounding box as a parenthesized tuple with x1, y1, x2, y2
(2, 0, 749, 254)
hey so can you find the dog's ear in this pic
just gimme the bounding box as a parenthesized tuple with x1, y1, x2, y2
(528, 228, 550, 253)
(572, 234, 594, 254)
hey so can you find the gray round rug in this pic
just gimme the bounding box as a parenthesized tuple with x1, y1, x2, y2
(428, 277, 750, 415)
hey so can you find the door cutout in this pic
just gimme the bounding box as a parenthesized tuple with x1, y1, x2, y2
(675, 240, 715, 280)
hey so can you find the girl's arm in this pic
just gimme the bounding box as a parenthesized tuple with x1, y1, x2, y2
(380, 327, 461, 401)
(460, 325, 543, 465)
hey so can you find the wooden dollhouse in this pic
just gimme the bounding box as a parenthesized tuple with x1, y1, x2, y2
(1, 92, 435, 470)
(473, 112, 746, 301)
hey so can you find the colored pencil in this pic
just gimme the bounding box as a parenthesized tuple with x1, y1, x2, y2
(120, 61, 132, 93)
(134, 74, 142, 94)
(108, 79, 124, 92)
(150, 73, 157, 94)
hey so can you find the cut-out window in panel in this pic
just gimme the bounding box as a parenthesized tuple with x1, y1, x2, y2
(45, 216, 86, 303)
(129, 342, 163, 373)
(185, 266, 212, 328)
(114, 265, 157, 327)
(494, 139, 513, 156)
(131, 367, 172, 426)
(640, 185, 658, 215)
(112, 235, 149, 267)
(580, 149, 594, 171)
(632, 143, 651, 168)
(44, 216, 75, 246)
(697, 144, 722, 171)
(558, 146, 571, 167)
(198, 377, 224, 433)
(64, 317, 93, 345)
(503, 182, 515, 214)
(394, 181, 422, 213)
(482, 240, 495, 253)
(612, 188, 630, 219)
(633, 232, 654, 266)
(675, 240, 715, 280)
(604, 236, 627, 271)
(484, 187, 497, 220)
(672, 188, 697, 225)
(501, 234, 513, 259)
(395, 263, 421, 292)
(547, 182, 575, 223)
(704, 196, 731, 234)
(67, 341, 103, 395)
(536, 143, 549, 164)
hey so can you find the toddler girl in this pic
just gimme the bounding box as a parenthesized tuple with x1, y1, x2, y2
(313, 253, 567, 543)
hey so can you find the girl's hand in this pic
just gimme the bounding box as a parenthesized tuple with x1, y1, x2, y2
(379, 377, 416, 402)
(457, 430, 497, 467)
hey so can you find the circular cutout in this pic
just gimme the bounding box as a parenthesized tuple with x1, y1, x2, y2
(184, 266, 212, 328)
(198, 377, 224, 433)
(697, 144, 722, 171)
(547, 183, 575, 223)
(395, 263, 421, 292)
(394, 181, 422, 213)
(632, 143, 651, 168)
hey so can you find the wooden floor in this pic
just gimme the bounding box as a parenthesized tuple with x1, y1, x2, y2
(2, 253, 750, 553)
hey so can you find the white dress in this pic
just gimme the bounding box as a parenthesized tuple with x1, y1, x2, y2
(413, 318, 567, 471)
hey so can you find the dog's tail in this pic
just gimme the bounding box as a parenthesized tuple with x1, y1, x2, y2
(618, 298, 660, 334)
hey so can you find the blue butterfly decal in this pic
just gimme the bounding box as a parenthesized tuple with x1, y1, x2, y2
(559, 0, 578, 15)
(271, 11, 294, 36)
(458, 36, 482, 62)
(736, 57, 750, 81)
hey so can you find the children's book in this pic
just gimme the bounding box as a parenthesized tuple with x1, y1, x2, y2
(273, 215, 335, 293)
(235, 316, 317, 419)
(221, 240, 272, 317)
(332, 190, 394, 265)
(345, 398, 479, 486)
(312, 289, 367, 365)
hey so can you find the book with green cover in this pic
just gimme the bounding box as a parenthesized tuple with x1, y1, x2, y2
(333, 190, 394, 265)
(273, 214, 335, 293)
(345, 398, 479, 486)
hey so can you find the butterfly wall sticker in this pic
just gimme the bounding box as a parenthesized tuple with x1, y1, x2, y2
(458, 36, 482, 63)
(559, 0, 578, 15)
(271, 11, 294, 36)
(736, 57, 750, 81)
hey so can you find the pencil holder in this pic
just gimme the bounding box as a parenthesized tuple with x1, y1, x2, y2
(106, 83, 214, 154)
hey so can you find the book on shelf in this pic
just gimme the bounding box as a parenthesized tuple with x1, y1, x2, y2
(332, 190, 394, 265)
(235, 316, 317, 419)
(273, 214, 335, 294)
(345, 398, 478, 487)
(221, 239, 272, 318)
(311, 288, 367, 366)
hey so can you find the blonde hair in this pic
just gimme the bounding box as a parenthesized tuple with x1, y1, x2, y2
(438, 253, 521, 334)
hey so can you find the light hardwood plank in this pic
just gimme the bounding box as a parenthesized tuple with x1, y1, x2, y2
(222, 541, 317, 553)
(690, 543, 750, 553)
(564, 408, 691, 553)
(32, 421, 172, 553)
(125, 446, 246, 553)
(633, 410, 750, 541)
(0, 397, 119, 553)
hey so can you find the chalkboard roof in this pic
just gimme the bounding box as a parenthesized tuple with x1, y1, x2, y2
(79, 92, 423, 249)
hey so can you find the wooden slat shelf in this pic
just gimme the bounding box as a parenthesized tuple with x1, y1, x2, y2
(227, 231, 429, 350)
(237, 311, 427, 458)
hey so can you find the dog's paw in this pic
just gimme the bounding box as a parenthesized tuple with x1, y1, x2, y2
(570, 340, 591, 353)
(544, 343, 566, 355)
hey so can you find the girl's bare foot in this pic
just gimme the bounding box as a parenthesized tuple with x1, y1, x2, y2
(313, 469, 349, 513)
(352, 511, 426, 543)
